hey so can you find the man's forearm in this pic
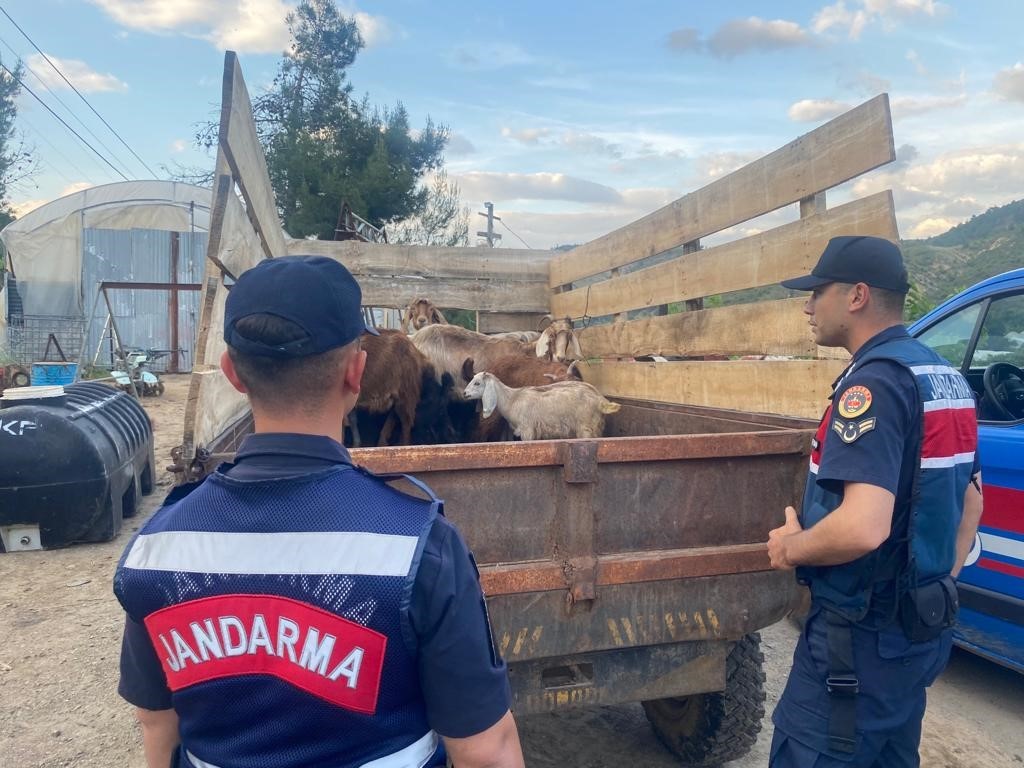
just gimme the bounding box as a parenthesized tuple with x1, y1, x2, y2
(443, 710, 525, 768)
(952, 477, 983, 578)
(136, 707, 179, 768)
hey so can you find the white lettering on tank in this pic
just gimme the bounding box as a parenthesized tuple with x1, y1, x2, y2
(247, 614, 275, 656)
(219, 616, 248, 656)
(190, 619, 224, 661)
(158, 633, 181, 672)
(298, 628, 336, 675)
(328, 647, 364, 688)
(170, 629, 200, 668)
(276, 617, 300, 663)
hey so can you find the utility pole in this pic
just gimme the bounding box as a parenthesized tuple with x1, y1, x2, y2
(477, 202, 502, 247)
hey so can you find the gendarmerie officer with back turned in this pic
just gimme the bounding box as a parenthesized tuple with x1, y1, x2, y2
(113, 255, 525, 768)
(766, 236, 983, 767)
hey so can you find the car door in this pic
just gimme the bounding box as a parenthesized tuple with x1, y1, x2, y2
(915, 286, 1024, 671)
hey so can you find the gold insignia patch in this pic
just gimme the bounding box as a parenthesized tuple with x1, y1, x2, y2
(832, 417, 877, 444)
(838, 385, 873, 418)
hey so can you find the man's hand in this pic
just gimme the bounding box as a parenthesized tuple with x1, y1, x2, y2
(767, 506, 803, 570)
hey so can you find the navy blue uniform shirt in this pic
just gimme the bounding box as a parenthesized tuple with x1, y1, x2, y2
(118, 433, 511, 739)
(813, 325, 980, 621)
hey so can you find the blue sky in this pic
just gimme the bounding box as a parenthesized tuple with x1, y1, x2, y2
(2, 0, 1022, 248)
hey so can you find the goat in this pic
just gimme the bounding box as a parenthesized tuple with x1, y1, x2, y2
(410, 324, 534, 387)
(354, 329, 443, 446)
(403, 298, 447, 335)
(486, 330, 541, 342)
(535, 315, 583, 362)
(460, 355, 582, 442)
(463, 372, 620, 441)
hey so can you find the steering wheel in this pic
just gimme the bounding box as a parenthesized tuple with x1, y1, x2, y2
(982, 362, 1024, 420)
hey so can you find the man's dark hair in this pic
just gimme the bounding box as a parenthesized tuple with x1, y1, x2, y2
(227, 314, 355, 412)
(872, 286, 907, 318)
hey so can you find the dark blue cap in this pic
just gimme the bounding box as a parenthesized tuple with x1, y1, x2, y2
(781, 235, 910, 293)
(224, 255, 378, 358)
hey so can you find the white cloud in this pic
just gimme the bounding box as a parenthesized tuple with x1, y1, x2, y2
(707, 17, 811, 58)
(788, 98, 853, 122)
(812, 0, 944, 39)
(666, 17, 811, 58)
(62, 181, 95, 196)
(445, 132, 475, 156)
(891, 93, 966, 119)
(454, 172, 622, 205)
(691, 151, 762, 181)
(993, 62, 1024, 103)
(352, 11, 391, 47)
(448, 42, 535, 70)
(561, 131, 622, 158)
(840, 69, 892, 95)
(171, 139, 187, 153)
(90, 0, 292, 54)
(10, 198, 47, 218)
(500, 127, 551, 145)
(26, 53, 127, 92)
(905, 49, 928, 76)
(909, 217, 956, 238)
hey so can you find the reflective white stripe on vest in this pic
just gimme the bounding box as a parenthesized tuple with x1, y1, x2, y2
(923, 398, 976, 411)
(124, 530, 419, 576)
(920, 451, 975, 470)
(185, 730, 438, 768)
(909, 364, 961, 376)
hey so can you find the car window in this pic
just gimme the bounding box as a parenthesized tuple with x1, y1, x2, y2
(917, 302, 982, 369)
(968, 292, 1024, 369)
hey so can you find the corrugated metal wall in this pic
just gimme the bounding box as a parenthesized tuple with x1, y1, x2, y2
(82, 228, 207, 372)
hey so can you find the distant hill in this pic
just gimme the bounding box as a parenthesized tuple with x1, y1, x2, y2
(902, 198, 1024, 303)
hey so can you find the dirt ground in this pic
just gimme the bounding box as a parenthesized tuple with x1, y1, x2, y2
(1, 373, 1022, 767)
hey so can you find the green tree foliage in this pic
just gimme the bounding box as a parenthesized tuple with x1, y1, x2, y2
(389, 170, 469, 247)
(196, 0, 449, 239)
(0, 59, 35, 229)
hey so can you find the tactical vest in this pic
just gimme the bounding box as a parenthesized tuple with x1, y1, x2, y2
(114, 463, 442, 768)
(797, 334, 977, 624)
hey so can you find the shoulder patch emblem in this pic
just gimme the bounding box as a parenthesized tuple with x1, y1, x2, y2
(832, 417, 877, 444)
(838, 385, 873, 418)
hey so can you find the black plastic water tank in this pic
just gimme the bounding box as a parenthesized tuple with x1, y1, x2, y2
(0, 382, 156, 551)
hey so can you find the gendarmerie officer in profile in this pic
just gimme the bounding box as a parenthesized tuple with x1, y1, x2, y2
(113, 255, 524, 768)
(766, 236, 983, 767)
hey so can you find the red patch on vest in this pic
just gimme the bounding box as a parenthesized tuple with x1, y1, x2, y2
(144, 594, 386, 714)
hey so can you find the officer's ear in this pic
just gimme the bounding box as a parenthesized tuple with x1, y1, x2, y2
(220, 350, 248, 394)
(341, 343, 367, 397)
(847, 282, 871, 314)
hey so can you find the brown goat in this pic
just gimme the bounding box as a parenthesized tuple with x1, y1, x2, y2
(354, 330, 432, 446)
(535, 315, 583, 362)
(461, 355, 582, 442)
(403, 298, 447, 335)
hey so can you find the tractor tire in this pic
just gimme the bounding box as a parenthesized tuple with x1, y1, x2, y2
(642, 633, 766, 767)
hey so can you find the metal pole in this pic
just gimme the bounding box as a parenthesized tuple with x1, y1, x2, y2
(74, 284, 104, 382)
(103, 287, 139, 398)
(169, 231, 180, 373)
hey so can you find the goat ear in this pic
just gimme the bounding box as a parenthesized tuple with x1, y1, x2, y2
(461, 358, 475, 381)
(535, 328, 554, 359)
(431, 307, 448, 324)
(537, 314, 553, 332)
(569, 333, 583, 360)
(543, 373, 556, 380)
(566, 360, 579, 378)
(481, 376, 497, 419)
(402, 305, 414, 332)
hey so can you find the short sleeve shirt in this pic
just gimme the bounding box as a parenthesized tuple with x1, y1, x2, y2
(117, 433, 511, 739)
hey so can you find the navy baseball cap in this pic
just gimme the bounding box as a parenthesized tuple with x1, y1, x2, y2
(781, 235, 910, 293)
(224, 255, 378, 358)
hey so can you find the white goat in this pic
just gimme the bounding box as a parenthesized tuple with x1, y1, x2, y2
(463, 371, 620, 441)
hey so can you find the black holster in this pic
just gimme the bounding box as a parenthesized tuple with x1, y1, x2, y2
(898, 574, 958, 643)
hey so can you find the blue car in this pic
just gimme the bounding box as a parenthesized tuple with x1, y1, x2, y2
(909, 268, 1024, 673)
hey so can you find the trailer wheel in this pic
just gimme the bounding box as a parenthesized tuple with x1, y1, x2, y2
(642, 632, 765, 767)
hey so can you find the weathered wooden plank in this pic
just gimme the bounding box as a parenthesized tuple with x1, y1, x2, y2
(220, 51, 288, 258)
(478, 312, 549, 333)
(286, 238, 552, 281)
(551, 191, 897, 319)
(357, 276, 550, 312)
(577, 298, 818, 358)
(582, 360, 848, 419)
(549, 95, 895, 287)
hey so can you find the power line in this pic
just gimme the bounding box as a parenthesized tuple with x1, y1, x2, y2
(499, 218, 533, 249)
(1, 62, 129, 181)
(13, 112, 91, 185)
(0, 5, 158, 178)
(0, 34, 134, 179)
